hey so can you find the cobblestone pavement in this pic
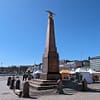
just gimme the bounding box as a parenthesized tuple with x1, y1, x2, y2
(0, 76, 100, 100)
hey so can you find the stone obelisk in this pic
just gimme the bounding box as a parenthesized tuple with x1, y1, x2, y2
(42, 11, 60, 80)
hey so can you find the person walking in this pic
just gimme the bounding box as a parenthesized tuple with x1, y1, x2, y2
(56, 78, 64, 94)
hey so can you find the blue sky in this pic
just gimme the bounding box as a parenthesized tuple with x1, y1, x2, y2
(0, 0, 100, 66)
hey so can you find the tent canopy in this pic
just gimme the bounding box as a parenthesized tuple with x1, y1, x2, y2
(34, 70, 43, 74)
(60, 70, 71, 74)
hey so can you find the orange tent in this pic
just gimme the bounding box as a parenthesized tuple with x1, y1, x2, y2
(60, 70, 71, 80)
(60, 70, 71, 74)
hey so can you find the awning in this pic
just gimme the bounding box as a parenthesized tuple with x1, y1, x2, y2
(34, 70, 43, 74)
(60, 70, 71, 74)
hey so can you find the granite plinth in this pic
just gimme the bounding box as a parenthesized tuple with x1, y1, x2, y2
(29, 79, 57, 90)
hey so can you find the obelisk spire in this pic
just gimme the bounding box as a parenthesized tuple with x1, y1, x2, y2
(45, 11, 57, 56)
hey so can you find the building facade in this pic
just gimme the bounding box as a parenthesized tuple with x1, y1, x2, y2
(90, 56, 100, 71)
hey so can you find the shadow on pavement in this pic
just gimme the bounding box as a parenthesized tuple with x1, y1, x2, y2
(85, 88, 100, 93)
(27, 96, 38, 99)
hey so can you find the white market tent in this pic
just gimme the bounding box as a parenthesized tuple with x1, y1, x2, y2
(75, 68, 94, 83)
(70, 70, 76, 74)
(32, 70, 43, 79)
(33, 70, 43, 74)
(75, 68, 81, 73)
(87, 69, 96, 74)
(75, 68, 98, 74)
(80, 72, 93, 83)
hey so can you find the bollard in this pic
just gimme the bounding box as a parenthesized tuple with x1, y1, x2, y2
(15, 77, 20, 89)
(10, 76, 15, 89)
(22, 81, 29, 98)
(7, 77, 11, 86)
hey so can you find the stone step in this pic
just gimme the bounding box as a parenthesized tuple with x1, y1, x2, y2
(29, 80, 57, 86)
(31, 79, 56, 83)
(29, 79, 57, 90)
(29, 83, 57, 90)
